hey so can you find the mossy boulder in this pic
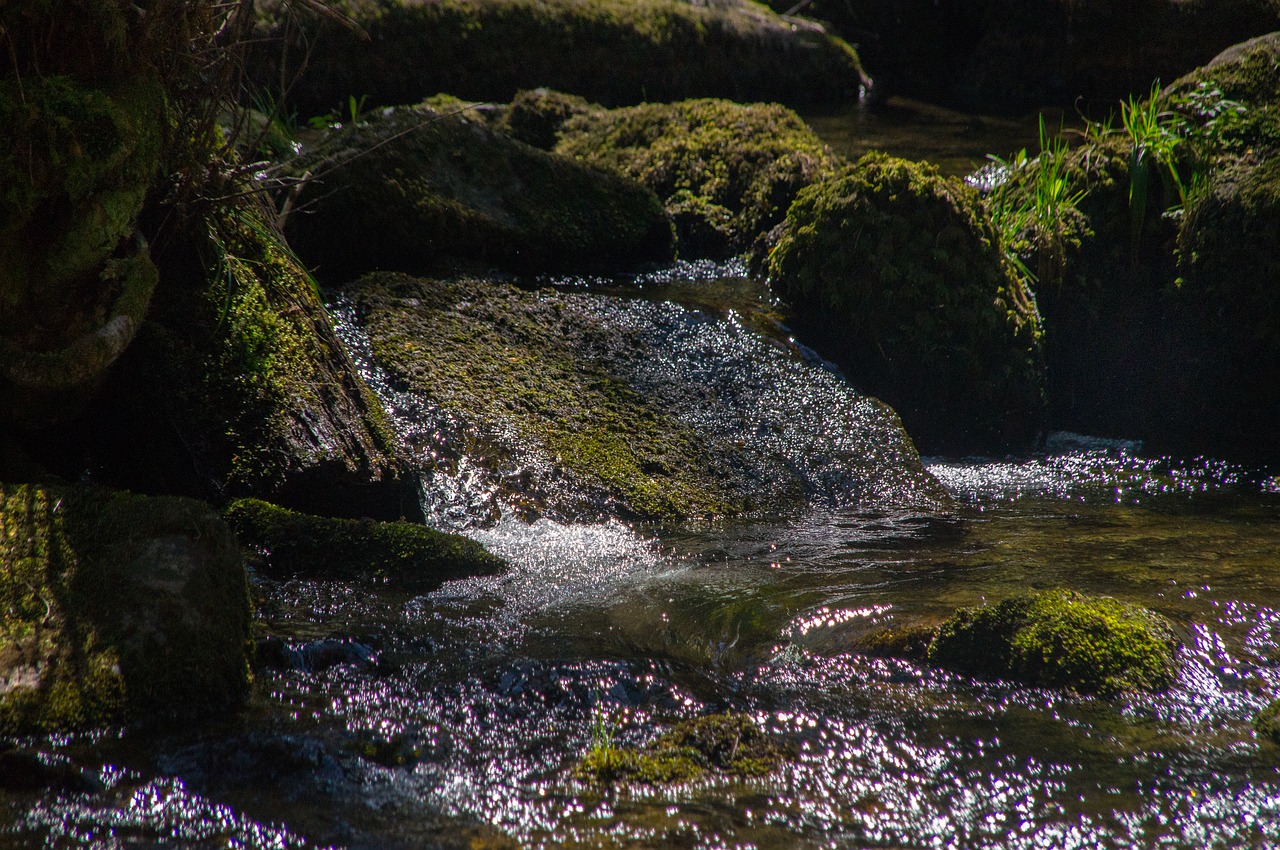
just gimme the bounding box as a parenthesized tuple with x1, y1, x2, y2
(0, 74, 164, 428)
(282, 104, 674, 281)
(927, 589, 1182, 696)
(224, 498, 504, 587)
(576, 712, 785, 785)
(766, 153, 1045, 454)
(345, 271, 947, 523)
(43, 191, 418, 521)
(0, 483, 251, 733)
(556, 98, 839, 258)
(500, 88, 597, 150)
(249, 0, 868, 117)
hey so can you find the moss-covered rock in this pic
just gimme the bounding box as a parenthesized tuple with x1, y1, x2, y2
(1255, 698, 1280, 745)
(927, 589, 1182, 696)
(766, 153, 1045, 454)
(346, 270, 947, 523)
(0, 482, 251, 733)
(499, 88, 597, 150)
(224, 498, 504, 586)
(575, 712, 785, 785)
(556, 98, 839, 258)
(282, 104, 674, 281)
(249, 0, 868, 117)
(45, 191, 418, 521)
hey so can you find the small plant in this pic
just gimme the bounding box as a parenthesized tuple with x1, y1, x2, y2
(1119, 82, 1190, 244)
(308, 94, 371, 130)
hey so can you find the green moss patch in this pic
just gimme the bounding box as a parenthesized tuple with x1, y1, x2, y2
(576, 712, 785, 785)
(1255, 698, 1280, 745)
(283, 104, 674, 280)
(556, 98, 839, 257)
(767, 153, 1045, 454)
(927, 589, 1182, 697)
(0, 483, 251, 733)
(224, 498, 504, 586)
(250, 0, 866, 116)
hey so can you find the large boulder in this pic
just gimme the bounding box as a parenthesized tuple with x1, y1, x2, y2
(282, 104, 675, 281)
(782, 0, 1279, 113)
(766, 153, 1045, 455)
(248, 0, 868, 116)
(0, 483, 251, 733)
(34, 191, 419, 521)
(342, 271, 949, 523)
(555, 98, 840, 258)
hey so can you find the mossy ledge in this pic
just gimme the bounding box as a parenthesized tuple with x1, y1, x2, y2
(249, 0, 867, 116)
(575, 712, 786, 785)
(926, 589, 1182, 697)
(0, 483, 252, 734)
(224, 498, 504, 587)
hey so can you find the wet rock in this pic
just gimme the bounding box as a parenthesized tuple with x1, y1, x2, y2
(0, 483, 251, 733)
(282, 104, 675, 281)
(345, 270, 948, 523)
(255, 637, 377, 673)
(247, 0, 868, 117)
(767, 153, 1045, 454)
(225, 498, 505, 586)
(0, 748, 102, 794)
(556, 98, 839, 258)
(1255, 698, 1280, 745)
(927, 588, 1182, 696)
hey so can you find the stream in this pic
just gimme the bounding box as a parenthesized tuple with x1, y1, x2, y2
(4, 258, 1279, 850)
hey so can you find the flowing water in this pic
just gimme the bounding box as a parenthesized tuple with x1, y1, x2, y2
(3, 265, 1280, 849)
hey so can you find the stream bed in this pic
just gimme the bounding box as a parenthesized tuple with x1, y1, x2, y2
(4, 266, 1280, 849)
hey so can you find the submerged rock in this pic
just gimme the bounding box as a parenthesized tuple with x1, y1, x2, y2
(575, 711, 785, 784)
(0, 483, 251, 733)
(224, 498, 504, 587)
(344, 270, 948, 523)
(283, 104, 675, 281)
(767, 153, 1045, 454)
(555, 98, 839, 258)
(927, 589, 1182, 696)
(248, 0, 868, 116)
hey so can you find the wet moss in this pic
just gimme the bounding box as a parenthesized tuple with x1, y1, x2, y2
(928, 589, 1182, 697)
(283, 105, 674, 281)
(223, 498, 504, 586)
(0, 482, 252, 733)
(556, 98, 839, 258)
(501, 88, 597, 150)
(767, 153, 1045, 454)
(576, 712, 785, 785)
(250, 0, 867, 116)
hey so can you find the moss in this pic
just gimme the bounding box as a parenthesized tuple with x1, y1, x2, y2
(556, 98, 839, 257)
(283, 104, 675, 280)
(501, 88, 597, 150)
(250, 0, 867, 117)
(223, 498, 504, 586)
(767, 153, 1045, 454)
(575, 712, 785, 785)
(350, 273, 746, 522)
(0, 482, 252, 733)
(1255, 698, 1280, 745)
(852, 622, 939, 662)
(927, 589, 1182, 697)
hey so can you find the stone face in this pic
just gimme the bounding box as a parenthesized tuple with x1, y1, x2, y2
(928, 589, 1182, 696)
(283, 105, 675, 281)
(344, 270, 948, 524)
(0, 483, 252, 733)
(767, 153, 1045, 455)
(248, 0, 868, 116)
(555, 98, 839, 258)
